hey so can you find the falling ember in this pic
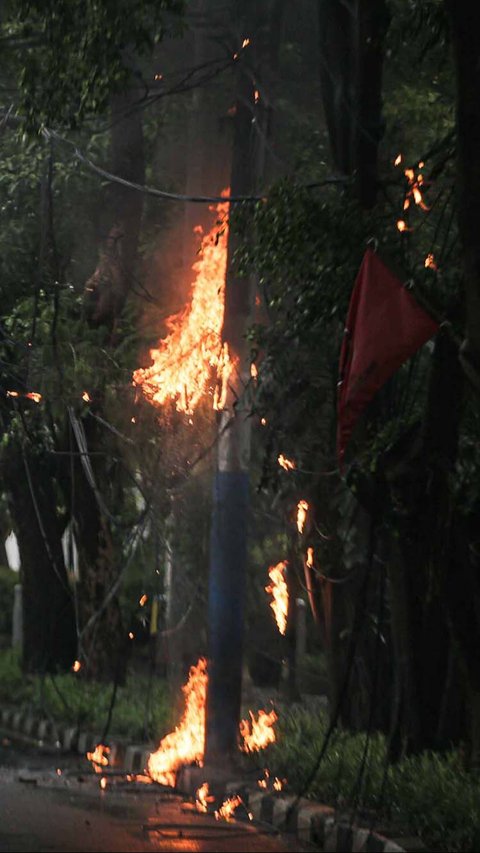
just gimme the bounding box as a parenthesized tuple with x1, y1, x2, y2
(296, 500, 309, 534)
(394, 154, 402, 166)
(82, 391, 91, 402)
(306, 547, 314, 568)
(6, 390, 19, 397)
(254, 89, 260, 103)
(139, 594, 148, 607)
(147, 657, 208, 787)
(86, 744, 110, 773)
(72, 660, 82, 673)
(100, 777, 107, 790)
(396, 219, 410, 233)
(242, 37, 251, 48)
(128, 632, 134, 640)
(261, 417, 267, 426)
(133, 195, 233, 415)
(250, 363, 258, 380)
(240, 709, 278, 753)
(25, 392, 42, 403)
(265, 561, 288, 635)
(424, 253, 438, 271)
(195, 781, 214, 813)
(278, 454, 296, 471)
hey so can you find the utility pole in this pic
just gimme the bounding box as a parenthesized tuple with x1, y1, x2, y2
(204, 8, 256, 763)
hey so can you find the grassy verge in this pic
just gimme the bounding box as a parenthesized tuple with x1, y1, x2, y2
(0, 649, 173, 743)
(246, 706, 480, 853)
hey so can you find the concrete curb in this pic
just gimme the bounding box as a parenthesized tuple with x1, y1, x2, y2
(0, 707, 416, 852)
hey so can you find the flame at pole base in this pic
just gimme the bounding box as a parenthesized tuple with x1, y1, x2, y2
(133, 193, 234, 414)
(147, 658, 208, 787)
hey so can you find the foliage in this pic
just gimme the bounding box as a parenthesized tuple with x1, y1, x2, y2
(4, 0, 185, 129)
(0, 648, 173, 741)
(258, 706, 480, 852)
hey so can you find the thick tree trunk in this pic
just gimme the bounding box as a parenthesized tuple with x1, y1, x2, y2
(3, 439, 76, 673)
(76, 90, 145, 680)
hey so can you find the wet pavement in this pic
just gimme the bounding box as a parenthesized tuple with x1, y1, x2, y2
(0, 737, 314, 852)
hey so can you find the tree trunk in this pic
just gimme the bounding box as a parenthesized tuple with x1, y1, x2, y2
(3, 438, 76, 673)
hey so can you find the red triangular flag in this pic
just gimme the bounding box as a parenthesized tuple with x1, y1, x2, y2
(337, 248, 439, 466)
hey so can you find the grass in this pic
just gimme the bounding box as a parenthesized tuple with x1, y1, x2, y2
(0, 648, 173, 743)
(245, 705, 480, 853)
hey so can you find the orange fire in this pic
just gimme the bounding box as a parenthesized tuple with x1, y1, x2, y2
(72, 659, 82, 673)
(100, 777, 107, 790)
(82, 391, 91, 403)
(139, 594, 148, 607)
(273, 777, 286, 791)
(394, 153, 402, 166)
(147, 658, 207, 787)
(424, 253, 438, 271)
(296, 499, 309, 534)
(240, 708, 278, 752)
(258, 768, 270, 788)
(133, 195, 233, 414)
(265, 561, 288, 635)
(195, 781, 214, 813)
(306, 547, 314, 567)
(215, 794, 251, 822)
(86, 743, 110, 773)
(278, 454, 296, 471)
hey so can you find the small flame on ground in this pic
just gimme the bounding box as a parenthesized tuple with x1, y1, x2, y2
(239, 708, 278, 753)
(86, 744, 110, 773)
(148, 658, 207, 787)
(195, 781, 214, 813)
(215, 794, 251, 822)
(265, 561, 288, 635)
(296, 500, 309, 534)
(72, 660, 82, 673)
(278, 454, 296, 471)
(133, 195, 232, 415)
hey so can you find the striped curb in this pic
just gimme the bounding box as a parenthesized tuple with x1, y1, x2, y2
(1, 707, 414, 852)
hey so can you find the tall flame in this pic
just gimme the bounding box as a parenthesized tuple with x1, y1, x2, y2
(239, 709, 278, 752)
(148, 657, 208, 787)
(133, 195, 233, 414)
(265, 561, 288, 635)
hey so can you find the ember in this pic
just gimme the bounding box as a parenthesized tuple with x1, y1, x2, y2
(239, 708, 278, 752)
(148, 657, 207, 787)
(265, 561, 288, 635)
(278, 453, 296, 471)
(86, 743, 110, 773)
(296, 499, 309, 534)
(133, 195, 233, 414)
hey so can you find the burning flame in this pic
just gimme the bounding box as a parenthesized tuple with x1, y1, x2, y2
(306, 547, 314, 567)
(258, 768, 270, 788)
(273, 777, 285, 791)
(296, 500, 309, 534)
(86, 744, 110, 773)
(240, 709, 278, 752)
(250, 363, 258, 380)
(133, 195, 233, 415)
(424, 253, 438, 271)
(82, 391, 91, 402)
(139, 594, 148, 607)
(72, 659, 82, 673)
(278, 454, 296, 471)
(265, 561, 288, 635)
(394, 153, 402, 166)
(100, 777, 107, 790)
(148, 658, 207, 787)
(215, 794, 251, 822)
(396, 219, 410, 233)
(195, 781, 214, 813)
(7, 390, 41, 403)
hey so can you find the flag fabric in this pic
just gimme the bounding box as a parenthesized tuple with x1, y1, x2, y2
(337, 248, 439, 466)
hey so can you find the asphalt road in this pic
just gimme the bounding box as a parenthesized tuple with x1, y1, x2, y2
(0, 738, 313, 853)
